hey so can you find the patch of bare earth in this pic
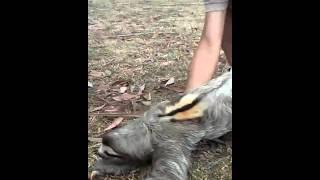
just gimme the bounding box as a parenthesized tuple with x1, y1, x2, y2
(88, 0, 231, 179)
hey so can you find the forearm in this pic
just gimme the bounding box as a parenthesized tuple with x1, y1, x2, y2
(186, 39, 221, 91)
(186, 11, 226, 91)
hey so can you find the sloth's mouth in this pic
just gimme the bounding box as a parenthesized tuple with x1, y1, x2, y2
(97, 150, 108, 159)
(98, 150, 123, 159)
(98, 145, 124, 159)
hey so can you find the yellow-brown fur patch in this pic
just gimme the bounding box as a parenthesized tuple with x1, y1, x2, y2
(164, 94, 199, 114)
(172, 102, 207, 121)
(162, 94, 208, 121)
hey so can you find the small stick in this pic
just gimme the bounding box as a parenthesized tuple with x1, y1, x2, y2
(210, 138, 226, 145)
(88, 137, 101, 143)
(89, 113, 142, 118)
(88, 143, 101, 149)
(158, 3, 201, 6)
(106, 32, 177, 38)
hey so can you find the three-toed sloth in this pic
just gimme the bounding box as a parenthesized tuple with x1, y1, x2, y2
(91, 70, 232, 180)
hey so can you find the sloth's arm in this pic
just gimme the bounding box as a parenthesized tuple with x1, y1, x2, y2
(146, 145, 191, 180)
(91, 158, 139, 179)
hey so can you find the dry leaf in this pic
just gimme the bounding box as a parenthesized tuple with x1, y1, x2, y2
(143, 93, 152, 101)
(89, 104, 106, 113)
(111, 80, 129, 87)
(112, 93, 137, 101)
(160, 61, 173, 66)
(90, 70, 105, 78)
(122, 93, 137, 100)
(165, 77, 175, 86)
(104, 106, 121, 112)
(119, 87, 127, 93)
(105, 69, 112, 76)
(158, 77, 169, 82)
(104, 117, 124, 131)
(138, 84, 145, 95)
(88, 81, 93, 88)
(96, 84, 110, 92)
(141, 101, 152, 106)
(112, 96, 122, 101)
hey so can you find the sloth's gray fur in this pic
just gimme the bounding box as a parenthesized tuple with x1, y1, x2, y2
(91, 70, 232, 180)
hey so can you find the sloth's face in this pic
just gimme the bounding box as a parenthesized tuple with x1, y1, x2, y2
(91, 102, 171, 179)
(91, 119, 154, 179)
(97, 102, 170, 161)
(99, 119, 153, 161)
(91, 101, 198, 179)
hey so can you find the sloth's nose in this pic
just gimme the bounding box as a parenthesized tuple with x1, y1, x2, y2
(97, 146, 108, 159)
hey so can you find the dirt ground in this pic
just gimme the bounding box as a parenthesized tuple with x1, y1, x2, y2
(88, 0, 231, 179)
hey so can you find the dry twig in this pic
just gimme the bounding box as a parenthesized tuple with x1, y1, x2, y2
(106, 32, 178, 38)
(89, 113, 142, 118)
(88, 137, 101, 143)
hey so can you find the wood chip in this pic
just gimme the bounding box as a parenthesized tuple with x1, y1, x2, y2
(165, 77, 175, 86)
(104, 117, 124, 131)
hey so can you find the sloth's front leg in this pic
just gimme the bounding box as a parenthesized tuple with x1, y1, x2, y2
(90, 158, 140, 180)
(145, 145, 191, 180)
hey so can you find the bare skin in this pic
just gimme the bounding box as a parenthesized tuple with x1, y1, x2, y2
(186, 10, 232, 91)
